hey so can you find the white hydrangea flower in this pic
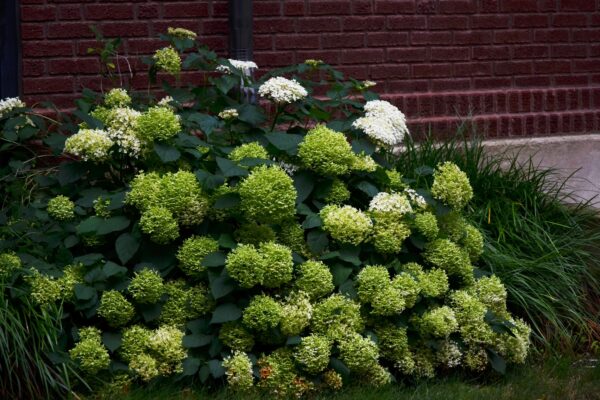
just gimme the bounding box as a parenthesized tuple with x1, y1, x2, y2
(352, 100, 409, 147)
(105, 107, 143, 157)
(276, 159, 299, 176)
(258, 77, 307, 105)
(405, 188, 428, 209)
(436, 340, 462, 368)
(369, 192, 413, 215)
(218, 108, 239, 120)
(0, 97, 26, 118)
(64, 129, 114, 162)
(157, 96, 175, 109)
(216, 59, 258, 75)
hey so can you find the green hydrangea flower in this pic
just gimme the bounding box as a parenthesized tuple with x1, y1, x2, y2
(324, 179, 350, 204)
(120, 325, 152, 362)
(375, 324, 413, 368)
(47, 195, 75, 220)
(436, 340, 462, 368)
(128, 268, 164, 304)
(352, 154, 378, 173)
(323, 369, 343, 390)
(391, 272, 420, 308)
(223, 351, 254, 392)
(126, 172, 161, 210)
(423, 239, 474, 284)
(153, 46, 181, 76)
(0, 251, 21, 280)
(356, 265, 390, 304)
(450, 291, 494, 345)
(297, 125, 356, 176)
(136, 106, 181, 142)
(416, 306, 458, 338)
(176, 236, 219, 276)
(431, 162, 473, 210)
(259, 242, 293, 288)
(130, 353, 159, 381)
(463, 347, 488, 371)
(104, 88, 131, 108)
(188, 284, 215, 316)
(294, 335, 331, 374)
(414, 211, 439, 240)
(243, 295, 282, 331)
(278, 222, 309, 257)
(235, 222, 276, 246)
(496, 318, 531, 364)
(280, 291, 313, 337)
(463, 224, 484, 262)
(64, 129, 114, 162)
(229, 142, 268, 163)
(148, 325, 187, 376)
(219, 322, 255, 352)
(140, 206, 180, 244)
(159, 171, 209, 226)
(225, 244, 265, 288)
(26, 270, 61, 307)
(439, 212, 467, 242)
(167, 27, 197, 40)
(311, 294, 363, 341)
(338, 332, 379, 373)
(371, 285, 405, 315)
(238, 165, 297, 224)
(97, 290, 135, 327)
(469, 275, 508, 317)
(160, 281, 189, 326)
(419, 268, 449, 298)
(257, 349, 301, 398)
(364, 364, 392, 387)
(93, 197, 112, 218)
(320, 205, 372, 245)
(69, 327, 111, 375)
(371, 216, 410, 254)
(385, 169, 405, 191)
(58, 264, 84, 301)
(412, 347, 436, 378)
(294, 261, 334, 300)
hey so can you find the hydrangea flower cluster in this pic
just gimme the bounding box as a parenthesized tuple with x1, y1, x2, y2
(258, 77, 308, 104)
(352, 100, 409, 147)
(229, 142, 268, 163)
(64, 129, 114, 161)
(217, 59, 259, 75)
(69, 327, 111, 375)
(0, 251, 21, 280)
(223, 351, 254, 391)
(226, 242, 293, 288)
(167, 27, 197, 40)
(0, 96, 26, 118)
(218, 108, 239, 120)
(153, 46, 181, 76)
(47, 195, 75, 220)
(320, 205, 372, 245)
(431, 162, 474, 210)
(298, 125, 357, 176)
(135, 106, 181, 142)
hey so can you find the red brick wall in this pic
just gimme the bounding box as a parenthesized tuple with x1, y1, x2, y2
(19, 0, 600, 136)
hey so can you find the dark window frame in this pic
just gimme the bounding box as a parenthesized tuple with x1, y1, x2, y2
(0, 0, 21, 98)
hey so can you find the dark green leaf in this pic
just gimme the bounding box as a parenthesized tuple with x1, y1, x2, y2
(293, 171, 314, 204)
(352, 137, 376, 155)
(77, 216, 102, 235)
(187, 318, 210, 334)
(307, 230, 328, 254)
(199, 365, 210, 382)
(97, 216, 130, 235)
(74, 253, 104, 266)
(73, 109, 103, 130)
(140, 303, 162, 323)
(238, 103, 267, 125)
(329, 357, 350, 377)
(103, 261, 127, 278)
(265, 132, 303, 155)
(338, 246, 361, 266)
(154, 142, 181, 163)
(302, 214, 322, 229)
(286, 336, 301, 346)
(64, 235, 79, 248)
(182, 357, 202, 376)
(415, 166, 435, 176)
(410, 234, 427, 250)
(209, 273, 236, 299)
(102, 332, 122, 352)
(195, 170, 225, 191)
(210, 303, 242, 324)
(188, 113, 219, 135)
(183, 333, 213, 348)
(202, 252, 226, 268)
(216, 157, 249, 177)
(74, 284, 96, 300)
(356, 181, 379, 197)
(214, 192, 241, 209)
(218, 234, 236, 249)
(207, 359, 225, 378)
(339, 279, 357, 299)
(487, 349, 506, 374)
(115, 233, 140, 264)
(330, 264, 353, 286)
(58, 162, 85, 185)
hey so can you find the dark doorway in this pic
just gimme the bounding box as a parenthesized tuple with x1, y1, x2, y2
(0, 0, 21, 98)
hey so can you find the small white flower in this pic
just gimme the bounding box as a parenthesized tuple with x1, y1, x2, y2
(258, 77, 307, 105)
(105, 108, 143, 158)
(217, 59, 258, 75)
(369, 192, 413, 215)
(352, 100, 409, 147)
(0, 97, 26, 118)
(405, 188, 427, 209)
(218, 108, 239, 120)
(64, 129, 114, 162)
(157, 96, 175, 109)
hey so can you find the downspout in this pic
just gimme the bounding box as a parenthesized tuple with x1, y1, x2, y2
(0, 0, 21, 98)
(228, 0, 255, 103)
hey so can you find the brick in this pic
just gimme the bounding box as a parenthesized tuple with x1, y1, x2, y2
(387, 15, 427, 30)
(438, 0, 477, 14)
(480, 0, 500, 12)
(560, 0, 595, 11)
(254, 1, 281, 16)
(297, 50, 340, 65)
(551, 44, 588, 58)
(534, 29, 570, 42)
(514, 15, 549, 28)
(337, 66, 369, 79)
(47, 22, 95, 39)
(454, 31, 493, 44)
(352, 1, 373, 14)
(387, 47, 428, 62)
(572, 29, 600, 42)
(299, 17, 341, 32)
(320, 33, 363, 48)
(454, 62, 493, 76)
(367, 32, 408, 47)
(274, 34, 320, 50)
(369, 64, 411, 79)
(412, 63, 454, 78)
(48, 58, 100, 75)
(341, 49, 385, 64)
(201, 19, 228, 34)
(411, 31, 453, 45)
(473, 45, 510, 60)
(552, 14, 589, 27)
(431, 78, 471, 91)
(23, 77, 74, 94)
(494, 61, 532, 75)
(494, 30, 531, 43)
(512, 45, 549, 59)
(309, 1, 351, 15)
(22, 41, 74, 57)
(555, 74, 589, 86)
(342, 16, 386, 31)
(21, 5, 56, 21)
(471, 15, 510, 28)
(254, 51, 295, 66)
(374, 0, 416, 14)
(20, 23, 45, 40)
(102, 22, 149, 37)
(502, 0, 538, 12)
(22, 60, 45, 77)
(283, 2, 305, 16)
(533, 60, 571, 74)
(84, 4, 133, 20)
(430, 47, 470, 61)
(573, 60, 600, 73)
(428, 16, 469, 30)
(416, 0, 438, 14)
(163, 2, 209, 18)
(474, 77, 512, 89)
(126, 38, 165, 54)
(254, 35, 273, 51)
(57, 5, 81, 20)
(137, 4, 159, 19)
(514, 76, 552, 87)
(538, 0, 558, 11)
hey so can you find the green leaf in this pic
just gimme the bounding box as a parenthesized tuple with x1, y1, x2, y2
(218, 234, 236, 249)
(74, 253, 104, 266)
(64, 235, 79, 248)
(356, 181, 379, 198)
(188, 113, 219, 135)
(58, 162, 85, 186)
(307, 230, 328, 254)
(293, 171, 314, 203)
(77, 216, 102, 235)
(183, 333, 213, 348)
(216, 157, 249, 177)
(199, 365, 210, 382)
(140, 303, 162, 323)
(339, 279, 357, 299)
(352, 137, 376, 155)
(195, 170, 226, 191)
(74, 284, 96, 301)
(73, 109, 104, 130)
(238, 103, 267, 125)
(286, 336, 302, 346)
(415, 166, 434, 176)
(329, 357, 351, 377)
(213, 192, 241, 209)
(182, 357, 202, 376)
(302, 214, 322, 229)
(103, 261, 127, 278)
(154, 142, 181, 163)
(338, 246, 361, 266)
(201, 252, 226, 268)
(97, 216, 130, 235)
(265, 132, 304, 155)
(330, 264, 353, 286)
(209, 273, 236, 299)
(487, 349, 506, 374)
(102, 332, 122, 352)
(210, 303, 242, 324)
(212, 74, 238, 95)
(207, 359, 225, 378)
(115, 233, 140, 264)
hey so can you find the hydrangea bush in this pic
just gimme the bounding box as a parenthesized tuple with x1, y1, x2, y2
(0, 29, 530, 397)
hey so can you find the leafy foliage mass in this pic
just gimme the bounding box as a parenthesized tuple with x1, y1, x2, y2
(0, 30, 531, 397)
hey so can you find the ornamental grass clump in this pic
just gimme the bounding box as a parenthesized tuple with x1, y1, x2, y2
(0, 27, 534, 398)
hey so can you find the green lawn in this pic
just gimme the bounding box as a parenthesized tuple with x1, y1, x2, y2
(98, 357, 600, 400)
